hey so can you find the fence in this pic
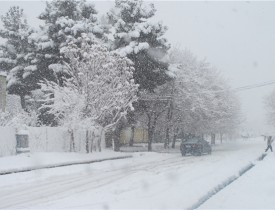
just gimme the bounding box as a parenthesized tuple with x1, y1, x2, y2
(0, 126, 105, 157)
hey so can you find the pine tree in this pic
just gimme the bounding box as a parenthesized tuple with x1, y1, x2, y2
(0, 6, 34, 109)
(107, 0, 172, 149)
(22, 0, 106, 124)
(108, 0, 171, 92)
(34, 0, 105, 84)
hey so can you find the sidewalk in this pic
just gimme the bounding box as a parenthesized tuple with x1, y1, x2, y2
(0, 151, 132, 175)
(199, 152, 275, 209)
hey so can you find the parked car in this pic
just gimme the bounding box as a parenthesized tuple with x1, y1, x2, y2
(180, 137, 212, 156)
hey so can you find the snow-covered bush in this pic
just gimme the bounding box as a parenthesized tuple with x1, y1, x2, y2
(0, 110, 38, 127)
(0, 94, 38, 127)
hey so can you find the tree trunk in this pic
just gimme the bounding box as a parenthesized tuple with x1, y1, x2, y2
(164, 100, 173, 149)
(91, 131, 95, 152)
(86, 130, 89, 153)
(70, 129, 75, 152)
(220, 133, 223, 144)
(113, 123, 123, 151)
(98, 128, 104, 152)
(147, 115, 157, 152)
(211, 133, 216, 145)
(164, 127, 170, 149)
(113, 131, 120, 151)
(129, 125, 135, 146)
(171, 128, 178, 149)
(20, 94, 26, 111)
(147, 115, 153, 151)
(148, 127, 153, 151)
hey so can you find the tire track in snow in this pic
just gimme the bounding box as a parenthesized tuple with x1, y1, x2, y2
(0, 154, 189, 209)
(188, 153, 268, 210)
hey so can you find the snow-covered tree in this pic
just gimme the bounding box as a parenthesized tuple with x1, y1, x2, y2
(13, 0, 107, 124)
(138, 83, 173, 151)
(40, 35, 139, 150)
(0, 6, 35, 109)
(108, 0, 171, 91)
(265, 89, 275, 127)
(107, 0, 172, 148)
(33, 0, 105, 83)
(0, 94, 38, 127)
(167, 47, 241, 144)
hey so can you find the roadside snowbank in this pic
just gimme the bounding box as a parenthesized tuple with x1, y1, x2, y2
(0, 151, 132, 175)
(199, 152, 275, 209)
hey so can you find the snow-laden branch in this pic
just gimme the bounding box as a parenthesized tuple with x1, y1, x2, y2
(40, 34, 139, 130)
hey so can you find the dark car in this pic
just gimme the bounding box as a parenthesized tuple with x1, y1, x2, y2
(180, 137, 212, 156)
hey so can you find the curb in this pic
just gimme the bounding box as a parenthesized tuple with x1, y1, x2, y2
(188, 153, 267, 210)
(0, 155, 133, 176)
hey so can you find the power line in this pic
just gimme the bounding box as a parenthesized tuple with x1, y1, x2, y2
(139, 80, 275, 101)
(233, 80, 275, 92)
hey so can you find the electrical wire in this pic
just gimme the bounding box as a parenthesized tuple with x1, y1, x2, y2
(233, 80, 275, 92)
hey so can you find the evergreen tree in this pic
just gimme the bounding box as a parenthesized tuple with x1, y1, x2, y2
(34, 0, 105, 84)
(23, 0, 106, 125)
(107, 0, 172, 149)
(0, 6, 34, 109)
(108, 0, 171, 92)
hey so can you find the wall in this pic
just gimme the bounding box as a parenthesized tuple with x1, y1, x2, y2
(0, 127, 16, 157)
(0, 126, 105, 157)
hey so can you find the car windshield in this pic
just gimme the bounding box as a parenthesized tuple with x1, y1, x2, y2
(183, 138, 201, 144)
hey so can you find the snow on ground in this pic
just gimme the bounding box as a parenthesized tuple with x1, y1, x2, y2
(0, 150, 130, 173)
(0, 137, 270, 209)
(199, 151, 275, 209)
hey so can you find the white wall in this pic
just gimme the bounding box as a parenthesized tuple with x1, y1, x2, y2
(0, 126, 105, 157)
(0, 127, 16, 157)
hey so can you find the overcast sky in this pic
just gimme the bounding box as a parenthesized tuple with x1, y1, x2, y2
(1, 0, 275, 134)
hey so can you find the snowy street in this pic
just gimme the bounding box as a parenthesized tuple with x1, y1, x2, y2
(0, 138, 272, 209)
(1, 0, 275, 209)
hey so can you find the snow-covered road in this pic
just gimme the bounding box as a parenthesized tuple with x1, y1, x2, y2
(0, 138, 268, 209)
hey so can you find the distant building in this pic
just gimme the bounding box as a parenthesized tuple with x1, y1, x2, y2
(120, 127, 148, 144)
